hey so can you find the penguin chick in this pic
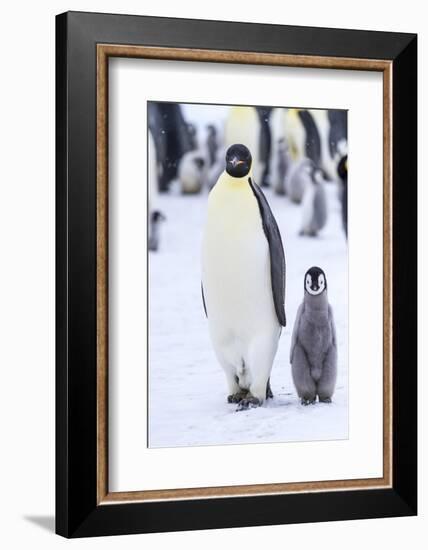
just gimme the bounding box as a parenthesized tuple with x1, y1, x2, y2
(290, 267, 337, 405)
(299, 165, 328, 237)
(148, 210, 166, 252)
(201, 144, 286, 411)
(285, 157, 312, 204)
(271, 138, 291, 195)
(337, 155, 348, 238)
(178, 150, 206, 194)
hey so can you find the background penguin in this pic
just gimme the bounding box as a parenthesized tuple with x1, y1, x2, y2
(337, 154, 348, 238)
(148, 211, 166, 251)
(206, 146, 226, 191)
(186, 122, 198, 150)
(309, 109, 339, 181)
(201, 144, 286, 410)
(328, 110, 348, 161)
(299, 165, 328, 237)
(256, 106, 273, 187)
(284, 108, 306, 162)
(148, 102, 194, 191)
(206, 124, 219, 167)
(272, 138, 291, 195)
(298, 109, 322, 167)
(285, 157, 312, 203)
(177, 150, 206, 194)
(290, 267, 337, 404)
(148, 130, 166, 252)
(269, 108, 291, 195)
(224, 106, 262, 185)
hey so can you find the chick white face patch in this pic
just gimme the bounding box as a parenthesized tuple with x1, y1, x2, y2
(305, 273, 326, 295)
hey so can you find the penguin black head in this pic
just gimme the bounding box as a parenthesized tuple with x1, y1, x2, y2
(193, 157, 205, 170)
(304, 266, 327, 296)
(225, 144, 252, 178)
(337, 155, 348, 182)
(151, 210, 166, 223)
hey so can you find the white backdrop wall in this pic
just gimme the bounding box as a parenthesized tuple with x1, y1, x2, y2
(0, 1, 424, 548)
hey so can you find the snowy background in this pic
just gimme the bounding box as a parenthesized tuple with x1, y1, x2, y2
(148, 170, 348, 448)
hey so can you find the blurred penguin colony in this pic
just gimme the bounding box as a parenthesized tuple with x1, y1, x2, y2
(148, 102, 348, 251)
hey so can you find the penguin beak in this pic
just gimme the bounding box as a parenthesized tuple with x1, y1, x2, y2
(230, 157, 244, 167)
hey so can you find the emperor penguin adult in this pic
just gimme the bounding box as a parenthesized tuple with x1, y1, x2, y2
(299, 165, 328, 237)
(201, 144, 286, 410)
(290, 267, 337, 405)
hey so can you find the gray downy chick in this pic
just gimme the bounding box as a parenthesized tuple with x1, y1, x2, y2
(178, 150, 206, 194)
(290, 266, 337, 405)
(285, 157, 312, 204)
(299, 165, 327, 237)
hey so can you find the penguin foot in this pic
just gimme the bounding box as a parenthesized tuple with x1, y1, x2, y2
(319, 397, 332, 403)
(236, 396, 261, 411)
(301, 398, 316, 406)
(266, 379, 274, 399)
(227, 391, 248, 404)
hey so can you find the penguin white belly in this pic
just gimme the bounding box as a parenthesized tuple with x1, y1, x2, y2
(202, 173, 280, 391)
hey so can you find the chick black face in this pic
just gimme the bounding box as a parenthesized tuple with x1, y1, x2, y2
(304, 266, 327, 296)
(225, 144, 252, 178)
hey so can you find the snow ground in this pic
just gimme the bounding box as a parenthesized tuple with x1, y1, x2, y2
(148, 182, 348, 448)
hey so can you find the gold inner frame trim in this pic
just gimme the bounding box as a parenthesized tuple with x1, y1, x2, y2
(96, 44, 393, 505)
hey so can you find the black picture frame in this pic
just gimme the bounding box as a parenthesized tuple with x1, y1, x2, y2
(56, 10, 417, 538)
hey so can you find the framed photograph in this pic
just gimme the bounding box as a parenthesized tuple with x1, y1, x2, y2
(56, 11, 417, 538)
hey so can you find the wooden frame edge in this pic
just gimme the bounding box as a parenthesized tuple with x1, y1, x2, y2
(96, 44, 393, 505)
(97, 45, 109, 503)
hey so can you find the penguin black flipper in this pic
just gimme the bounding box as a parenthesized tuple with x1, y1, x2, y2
(248, 177, 286, 327)
(201, 282, 208, 317)
(328, 305, 337, 348)
(290, 303, 304, 362)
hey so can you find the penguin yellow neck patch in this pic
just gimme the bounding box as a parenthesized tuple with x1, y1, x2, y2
(207, 171, 260, 234)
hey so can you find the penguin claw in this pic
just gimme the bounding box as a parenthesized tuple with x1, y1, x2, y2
(266, 380, 274, 399)
(236, 397, 261, 411)
(301, 398, 316, 406)
(227, 392, 248, 404)
(319, 397, 332, 403)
